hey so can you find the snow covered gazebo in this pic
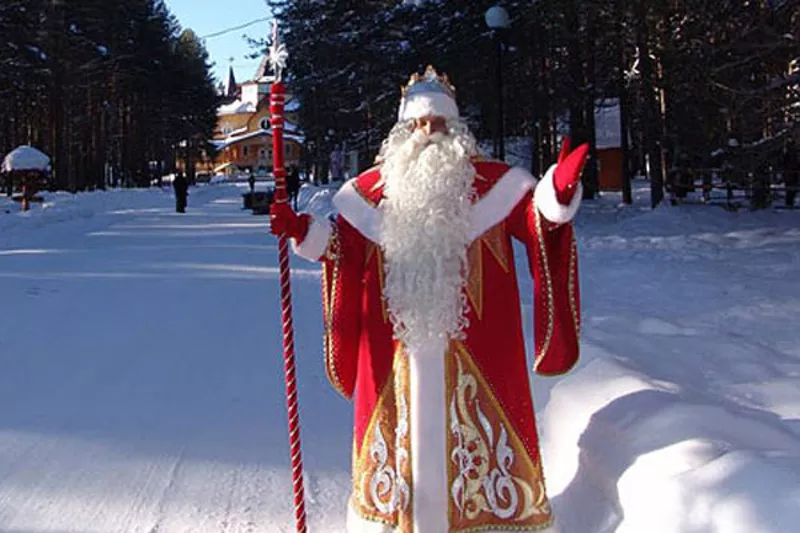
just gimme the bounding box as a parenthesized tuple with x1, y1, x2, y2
(1, 145, 52, 211)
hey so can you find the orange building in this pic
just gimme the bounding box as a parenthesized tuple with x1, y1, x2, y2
(205, 60, 303, 177)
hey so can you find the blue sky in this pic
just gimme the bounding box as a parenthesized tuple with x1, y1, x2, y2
(165, 0, 272, 85)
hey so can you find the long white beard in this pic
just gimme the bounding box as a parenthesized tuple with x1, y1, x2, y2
(378, 119, 478, 354)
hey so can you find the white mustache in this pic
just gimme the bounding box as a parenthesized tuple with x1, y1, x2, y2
(409, 130, 447, 148)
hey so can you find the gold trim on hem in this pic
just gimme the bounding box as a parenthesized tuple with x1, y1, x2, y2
(532, 207, 554, 371)
(322, 228, 350, 398)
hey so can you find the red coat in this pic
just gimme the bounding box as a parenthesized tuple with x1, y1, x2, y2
(293, 159, 581, 533)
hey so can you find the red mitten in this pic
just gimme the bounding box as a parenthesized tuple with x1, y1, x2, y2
(269, 202, 310, 242)
(553, 137, 589, 205)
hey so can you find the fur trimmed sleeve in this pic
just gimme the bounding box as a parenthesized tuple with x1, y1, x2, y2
(507, 191, 581, 376)
(319, 215, 365, 399)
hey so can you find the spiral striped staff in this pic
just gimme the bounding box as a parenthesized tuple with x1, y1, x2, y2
(266, 19, 308, 533)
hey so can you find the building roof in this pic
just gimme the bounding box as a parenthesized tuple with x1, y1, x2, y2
(209, 129, 305, 150)
(217, 92, 300, 119)
(595, 99, 622, 150)
(224, 66, 238, 98)
(218, 99, 257, 116)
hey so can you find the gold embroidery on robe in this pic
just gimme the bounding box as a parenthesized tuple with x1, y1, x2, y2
(533, 207, 555, 371)
(446, 342, 553, 532)
(350, 347, 413, 530)
(568, 233, 580, 339)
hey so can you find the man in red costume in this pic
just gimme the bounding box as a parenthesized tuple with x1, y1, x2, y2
(271, 66, 587, 533)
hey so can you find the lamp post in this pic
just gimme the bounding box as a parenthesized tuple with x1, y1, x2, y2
(485, 5, 510, 161)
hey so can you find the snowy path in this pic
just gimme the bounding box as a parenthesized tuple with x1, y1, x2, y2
(0, 186, 351, 533)
(2, 183, 800, 533)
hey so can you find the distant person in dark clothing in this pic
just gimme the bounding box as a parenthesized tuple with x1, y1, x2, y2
(248, 170, 256, 193)
(286, 165, 300, 210)
(173, 172, 188, 213)
(784, 138, 798, 208)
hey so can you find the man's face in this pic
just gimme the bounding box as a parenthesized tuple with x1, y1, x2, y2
(413, 115, 447, 137)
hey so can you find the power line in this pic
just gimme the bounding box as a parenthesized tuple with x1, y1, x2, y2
(201, 17, 271, 40)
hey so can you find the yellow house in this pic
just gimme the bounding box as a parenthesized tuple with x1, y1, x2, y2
(206, 61, 303, 177)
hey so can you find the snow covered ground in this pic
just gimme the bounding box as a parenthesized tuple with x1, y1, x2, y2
(0, 180, 798, 532)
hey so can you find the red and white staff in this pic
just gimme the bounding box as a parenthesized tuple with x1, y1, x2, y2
(267, 20, 308, 533)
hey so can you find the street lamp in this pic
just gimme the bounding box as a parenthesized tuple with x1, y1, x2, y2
(486, 5, 510, 161)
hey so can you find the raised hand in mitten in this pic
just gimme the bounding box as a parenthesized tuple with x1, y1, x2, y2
(553, 137, 589, 205)
(269, 201, 310, 243)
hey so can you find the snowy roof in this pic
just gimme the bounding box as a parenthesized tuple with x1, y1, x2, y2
(1, 145, 50, 172)
(218, 89, 300, 118)
(209, 129, 305, 150)
(285, 97, 300, 112)
(226, 126, 248, 138)
(284, 119, 302, 135)
(595, 99, 621, 150)
(218, 99, 257, 116)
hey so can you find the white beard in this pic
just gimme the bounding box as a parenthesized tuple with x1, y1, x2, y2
(378, 119, 478, 354)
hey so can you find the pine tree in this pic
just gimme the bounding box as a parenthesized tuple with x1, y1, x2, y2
(0, 0, 220, 192)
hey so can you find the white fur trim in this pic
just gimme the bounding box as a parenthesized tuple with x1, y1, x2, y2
(291, 215, 331, 261)
(334, 167, 537, 245)
(408, 340, 449, 532)
(333, 179, 382, 243)
(534, 164, 583, 225)
(469, 166, 536, 240)
(398, 92, 459, 121)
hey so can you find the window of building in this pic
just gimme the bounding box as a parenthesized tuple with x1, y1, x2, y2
(243, 146, 249, 157)
(259, 117, 269, 130)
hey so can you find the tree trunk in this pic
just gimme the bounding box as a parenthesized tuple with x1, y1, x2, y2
(634, 2, 664, 208)
(617, 0, 633, 204)
(566, 0, 593, 199)
(584, 8, 600, 198)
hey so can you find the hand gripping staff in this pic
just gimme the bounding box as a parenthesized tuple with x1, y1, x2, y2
(266, 21, 308, 533)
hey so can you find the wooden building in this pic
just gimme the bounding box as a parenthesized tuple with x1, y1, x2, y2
(194, 59, 303, 178)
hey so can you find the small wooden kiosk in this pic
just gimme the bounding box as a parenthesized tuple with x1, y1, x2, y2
(1, 146, 51, 211)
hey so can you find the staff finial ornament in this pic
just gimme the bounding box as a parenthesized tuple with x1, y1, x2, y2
(268, 20, 288, 81)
